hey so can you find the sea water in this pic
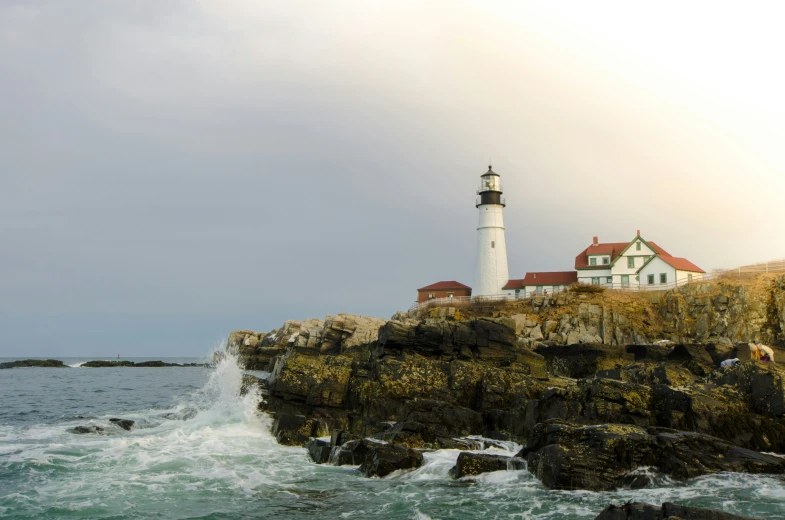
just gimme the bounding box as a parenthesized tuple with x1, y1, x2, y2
(1, 353, 785, 519)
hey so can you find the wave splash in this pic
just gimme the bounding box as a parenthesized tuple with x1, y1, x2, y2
(0, 348, 292, 519)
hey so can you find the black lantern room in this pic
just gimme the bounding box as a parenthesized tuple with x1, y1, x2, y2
(476, 165, 505, 207)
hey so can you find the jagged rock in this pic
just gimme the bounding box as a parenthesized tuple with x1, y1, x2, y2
(525, 421, 785, 491)
(330, 439, 381, 466)
(305, 438, 331, 464)
(271, 414, 322, 446)
(534, 344, 635, 378)
(450, 452, 525, 479)
(594, 501, 759, 520)
(330, 429, 355, 448)
(358, 443, 424, 477)
(109, 418, 135, 431)
(710, 362, 785, 416)
(660, 278, 783, 346)
(69, 425, 105, 434)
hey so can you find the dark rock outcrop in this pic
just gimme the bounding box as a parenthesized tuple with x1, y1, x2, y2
(450, 452, 525, 479)
(358, 443, 424, 478)
(69, 425, 105, 434)
(81, 360, 208, 368)
(109, 418, 135, 431)
(0, 359, 67, 369)
(305, 438, 331, 464)
(271, 413, 324, 446)
(330, 439, 379, 466)
(525, 421, 785, 491)
(594, 501, 759, 520)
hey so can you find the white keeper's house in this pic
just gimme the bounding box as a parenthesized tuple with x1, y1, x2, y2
(574, 231, 705, 289)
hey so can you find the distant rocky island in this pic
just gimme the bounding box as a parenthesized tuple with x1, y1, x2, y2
(231, 273, 785, 496)
(0, 359, 208, 369)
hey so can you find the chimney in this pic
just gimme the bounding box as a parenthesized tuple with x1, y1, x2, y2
(533, 273, 537, 279)
(592, 236, 598, 246)
(637, 229, 641, 237)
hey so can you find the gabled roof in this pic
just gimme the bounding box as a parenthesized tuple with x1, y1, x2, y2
(417, 280, 471, 292)
(575, 242, 629, 269)
(575, 238, 670, 270)
(638, 255, 705, 274)
(502, 271, 578, 289)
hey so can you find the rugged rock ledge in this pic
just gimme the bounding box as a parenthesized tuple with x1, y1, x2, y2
(234, 276, 785, 490)
(593, 502, 758, 520)
(523, 421, 785, 491)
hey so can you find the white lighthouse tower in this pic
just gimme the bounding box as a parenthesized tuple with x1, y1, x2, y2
(472, 165, 509, 298)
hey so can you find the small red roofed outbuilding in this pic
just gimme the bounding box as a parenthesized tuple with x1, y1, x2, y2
(417, 281, 472, 303)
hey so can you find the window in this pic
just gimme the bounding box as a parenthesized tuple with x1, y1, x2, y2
(635, 275, 640, 282)
(428, 293, 434, 299)
(447, 292, 454, 298)
(636, 242, 641, 251)
(621, 275, 630, 287)
(589, 257, 597, 266)
(688, 274, 693, 282)
(591, 277, 600, 285)
(602, 257, 609, 265)
(491, 241, 495, 248)
(628, 257, 635, 268)
(606, 277, 612, 283)
(515, 289, 521, 298)
(536, 285, 543, 294)
(660, 273, 667, 284)
(647, 274, 655, 285)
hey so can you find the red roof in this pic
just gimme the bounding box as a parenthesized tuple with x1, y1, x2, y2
(417, 280, 471, 292)
(657, 256, 705, 273)
(502, 271, 578, 289)
(575, 240, 670, 269)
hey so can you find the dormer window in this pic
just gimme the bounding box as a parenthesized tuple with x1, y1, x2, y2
(590, 257, 597, 266)
(602, 257, 609, 265)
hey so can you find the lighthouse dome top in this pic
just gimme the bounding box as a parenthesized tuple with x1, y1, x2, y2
(481, 165, 500, 177)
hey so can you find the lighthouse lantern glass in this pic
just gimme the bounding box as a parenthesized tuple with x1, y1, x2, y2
(481, 174, 500, 192)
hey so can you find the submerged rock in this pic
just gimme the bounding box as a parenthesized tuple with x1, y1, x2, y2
(109, 418, 135, 431)
(525, 421, 785, 491)
(450, 452, 525, 479)
(594, 501, 759, 520)
(69, 425, 105, 434)
(161, 407, 198, 421)
(358, 443, 424, 478)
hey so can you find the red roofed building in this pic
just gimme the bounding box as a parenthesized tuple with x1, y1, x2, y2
(417, 281, 472, 303)
(502, 271, 578, 298)
(575, 231, 705, 289)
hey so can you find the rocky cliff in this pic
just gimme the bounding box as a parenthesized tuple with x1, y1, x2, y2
(231, 274, 785, 490)
(660, 274, 785, 346)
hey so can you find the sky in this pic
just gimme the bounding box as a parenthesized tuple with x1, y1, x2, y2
(1, 1, 784, 357)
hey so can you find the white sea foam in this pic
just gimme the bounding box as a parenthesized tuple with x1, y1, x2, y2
(4, 348, 785, 519)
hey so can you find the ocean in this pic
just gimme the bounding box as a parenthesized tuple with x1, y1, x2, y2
(1, 353, 785, 519)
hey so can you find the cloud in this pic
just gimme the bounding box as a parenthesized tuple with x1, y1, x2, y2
(0, 1, 783, 355)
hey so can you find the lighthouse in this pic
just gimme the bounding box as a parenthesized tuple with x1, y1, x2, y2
(472, 165, 510, 298)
